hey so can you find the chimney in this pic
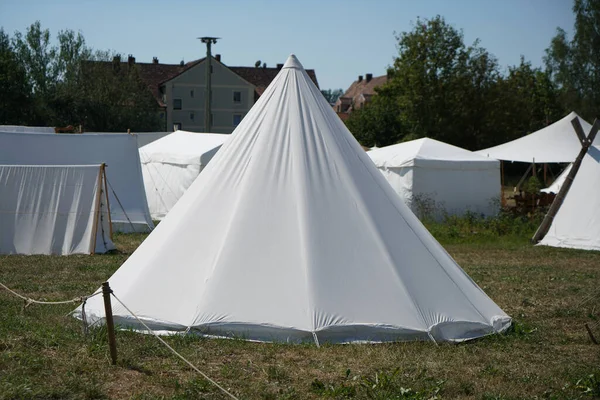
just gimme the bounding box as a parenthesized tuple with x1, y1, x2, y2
(215, 54, 221, 62)
(152, 57, 159, 64)
(112, 55, 121, 72)
(277, 63, 283, 70)
(127, 54, 135, 67)
(366, 73, 373, 82)
(358, 75, 363, 82)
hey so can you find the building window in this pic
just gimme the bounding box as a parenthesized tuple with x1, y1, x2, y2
(233, 91, 241, 103)
(233, 114, 242, 127)
(210, 65, 213, 73)
(173, 99, 182, 110)
(173, 123, 182, 131)
(190, 90, 194, 98)
(190, 112, 195, 121)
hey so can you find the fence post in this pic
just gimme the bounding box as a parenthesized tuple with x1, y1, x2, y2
(102, 282, 118, 365)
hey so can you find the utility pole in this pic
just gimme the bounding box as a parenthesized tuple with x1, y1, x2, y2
(198, 37, 219, 132)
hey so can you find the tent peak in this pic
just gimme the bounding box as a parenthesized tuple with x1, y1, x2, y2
(283, 54, 304, 70)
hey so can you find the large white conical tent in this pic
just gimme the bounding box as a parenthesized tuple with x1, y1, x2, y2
(539, 145, 600, 251)
(76, 55, 510, 343)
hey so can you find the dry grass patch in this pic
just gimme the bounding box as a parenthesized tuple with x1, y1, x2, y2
(1, 233, 599, 399)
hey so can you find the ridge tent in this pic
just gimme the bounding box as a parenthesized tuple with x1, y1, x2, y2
(367, 138, 500, 218)
(75, 55, 511, 344)
(539, 145, 600, 251)
(0, 164, 115, 255)
(139, 131, 230, 220)
(0, 132, 154, 233)
(476, 112, 598, 163)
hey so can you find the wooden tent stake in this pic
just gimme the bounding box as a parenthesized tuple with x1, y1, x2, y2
(102, 282, 118, 365)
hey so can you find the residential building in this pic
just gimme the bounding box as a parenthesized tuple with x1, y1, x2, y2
(129, 55, 319, 133)
(334, 73, 387, 121)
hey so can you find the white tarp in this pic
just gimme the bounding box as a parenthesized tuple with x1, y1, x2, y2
(0, 125, 55, 133)
(368, 138, 500, 218)
(0, 132, 154, 233)
(0, 165, 115, 255)
(541, 164, 572, 194)
(140, 131, 230, 220)
(76, 54, 510, 344)
(539, 146, 600, 251)
(476, 112, 598, 163)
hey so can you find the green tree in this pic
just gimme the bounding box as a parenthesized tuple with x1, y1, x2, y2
(0, 28, 32, 124)
(545, 0, 600, 120)
(347, 16, 502, 150)
(6, 21, 161, 131)
(345, 94, 403, 147)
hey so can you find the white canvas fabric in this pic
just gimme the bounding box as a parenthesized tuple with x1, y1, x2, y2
(76, 55, 510, 343)
(0, 132, 153, 233)
(0, 125, 55, 133)
(85, 132, 170, 148)
(540, 164, 572, 194)
(140, 131, 230, 220)
(539, 146, 600, 251)
(0, 165, 115, 255)
(368, 138, 500, 218)
(476, 112, 598, 163)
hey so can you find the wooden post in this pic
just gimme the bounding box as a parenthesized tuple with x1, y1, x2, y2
(102, 282, 118, 365)
(532, 118, 599, 243)
(500, 161, 506, 207)
(543, 163, 547, 186)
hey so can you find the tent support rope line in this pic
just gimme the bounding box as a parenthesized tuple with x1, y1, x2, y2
(0, 281, 100, 306)
(110, 292, 240, 400)
(105, 176, 137, 233)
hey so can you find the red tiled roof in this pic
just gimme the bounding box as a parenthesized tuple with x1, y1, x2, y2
(130, 58, 319, 106)
(335, 75, 388, 113)
(228, 66, 319, 93)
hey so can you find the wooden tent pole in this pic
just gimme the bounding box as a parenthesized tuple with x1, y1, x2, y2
(500, 160, 506, 207)
(532, 118, 599, 243)
(543, 163, 547, 186)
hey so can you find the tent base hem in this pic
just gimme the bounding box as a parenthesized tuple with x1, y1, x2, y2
(74, 311, 511, 344)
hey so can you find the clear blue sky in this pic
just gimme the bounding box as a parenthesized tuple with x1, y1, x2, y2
(1, 0, 575, 90)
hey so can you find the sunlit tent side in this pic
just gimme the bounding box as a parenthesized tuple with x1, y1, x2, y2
(75, 54, 510, 344)
(0, 164, 115, 255)
(0, 132, 154, 233)
(539, 145, 600, 251)
(139, 131, 230, 220)
(367, 138, 500, 219)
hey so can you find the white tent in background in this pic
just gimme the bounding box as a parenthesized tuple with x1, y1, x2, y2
(87, 132, 170, 148)
(0, 125, 55, 133)
(76, 55, 510, 344)
(0, 132, 153, 233)
(539, 145, 600, 251)
(541, 164, 572, 194)
(0, 165, 114, 255)
(476, 112, 598, 163)
(368, 138, 500, 218)
(140, 131, 230, 220)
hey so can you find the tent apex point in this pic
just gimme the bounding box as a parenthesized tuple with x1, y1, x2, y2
(283, 54, 303, 70)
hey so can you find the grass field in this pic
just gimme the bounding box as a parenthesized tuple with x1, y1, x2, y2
(1, 231, 599, 399)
